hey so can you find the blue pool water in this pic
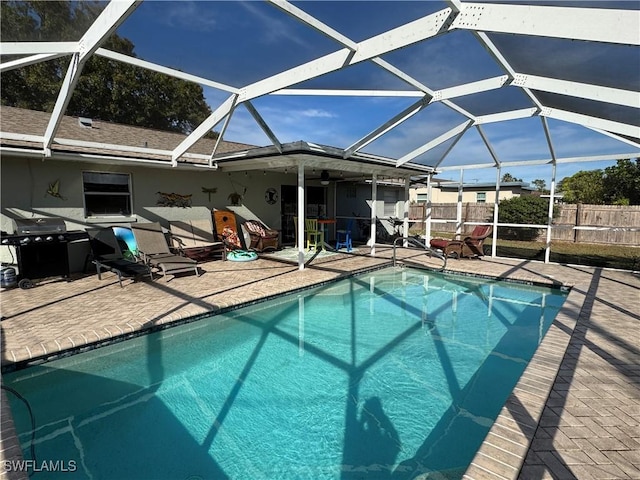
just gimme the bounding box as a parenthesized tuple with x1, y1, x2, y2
(5, 267, 566, 479)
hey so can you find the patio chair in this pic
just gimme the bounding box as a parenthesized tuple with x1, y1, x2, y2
(244, 220, 279, 252)
(335, 219, 353, 252)
(130, 222, 200, 279)
(86, 227, 153, 288)
(305, 218, 324, 251)
(430, 225, 492, 259)
(169, 219, 225, 261)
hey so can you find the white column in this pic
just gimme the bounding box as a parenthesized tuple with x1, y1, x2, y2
(545, 163, 557, 263)
(403, 176, 410, 246)
(492, 166, 501, 258)
(370, 174, 377, 256)
(456, 169, 464, 235)
(297, 162, 305, 270)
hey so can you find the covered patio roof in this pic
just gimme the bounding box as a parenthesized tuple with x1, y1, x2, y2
(1, 0, 638, 176)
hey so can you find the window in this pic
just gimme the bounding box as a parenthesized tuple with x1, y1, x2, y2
(476, 192, 487, 204)
(383, 189, 399, 217)
(83, 172, 132, 217)
(417, 193, 428, 203)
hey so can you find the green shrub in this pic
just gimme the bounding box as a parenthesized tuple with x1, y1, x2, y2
(497, 196, 555, 241)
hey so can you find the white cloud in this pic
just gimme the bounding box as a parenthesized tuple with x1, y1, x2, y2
(162, 2, 218, 32)
(299, 109, 336, 119)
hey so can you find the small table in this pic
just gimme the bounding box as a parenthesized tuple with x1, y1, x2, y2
(317, 219, 336, 250)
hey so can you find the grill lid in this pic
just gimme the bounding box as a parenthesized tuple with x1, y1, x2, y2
(13, 217, 67, 235)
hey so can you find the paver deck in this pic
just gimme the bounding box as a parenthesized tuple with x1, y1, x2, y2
(1, 247, 638, 479)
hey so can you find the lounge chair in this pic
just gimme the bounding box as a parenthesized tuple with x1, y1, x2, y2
(130, 222, 200, 279)
(430, 225, 492, 259)
(169, 219, 225, 261)
(86, 227, 153, 287)
(243, 220, 279, 252)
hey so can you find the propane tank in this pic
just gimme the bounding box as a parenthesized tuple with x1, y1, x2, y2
(0, 266, 17, 289)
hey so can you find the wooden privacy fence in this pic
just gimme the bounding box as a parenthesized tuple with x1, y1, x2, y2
(409, 203, 640, 246)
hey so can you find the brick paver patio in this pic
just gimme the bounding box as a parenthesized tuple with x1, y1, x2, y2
(1, 247, 638, 479)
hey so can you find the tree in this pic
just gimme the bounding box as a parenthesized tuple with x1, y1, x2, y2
(1, 1, 213, 135)
(498, 196, 554, 241)
(501, 173, 523, 182)
(532, 179, 549, 193)
(558, 170, 605, 204)
(603, 159, 640, 205)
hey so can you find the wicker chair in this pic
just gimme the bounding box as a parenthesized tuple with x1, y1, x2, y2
(244, 220, 279, 252)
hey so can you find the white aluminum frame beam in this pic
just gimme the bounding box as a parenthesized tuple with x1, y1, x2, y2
(0, 42, 78, 55)
(0, 53, 68, 73)
(452, 3, 640, 46)
(243, 101, 283, 153)
(96, 48, 239, 93)
(543, 108, 640, 139)
(512, 74, 639, 108)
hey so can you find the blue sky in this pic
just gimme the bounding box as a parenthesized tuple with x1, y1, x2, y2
(116, 1, 639, 184)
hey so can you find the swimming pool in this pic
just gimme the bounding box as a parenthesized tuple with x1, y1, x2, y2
(5, 267, 566, 479)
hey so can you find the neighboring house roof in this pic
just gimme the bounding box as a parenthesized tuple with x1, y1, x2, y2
(0, 106, 255, 165)
(435, 181, 537, 192)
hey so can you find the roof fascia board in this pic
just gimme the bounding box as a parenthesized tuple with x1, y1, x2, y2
(95, 48, 239, 93)
(344, 96, 430, 158)
(0, 42, 78, 55)
(543, 108, 640, 139)
(514, 73, 639, 108)
(396, 120, 473, 167)
(42, 1, 141, 154)
(0, 53, 68, 73)
(452, 3, 639, 46)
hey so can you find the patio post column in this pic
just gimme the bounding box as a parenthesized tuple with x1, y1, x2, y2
(370, 174, 377, 256)
(545, 162, 557, 263)
(298, 162, 305, 270)
(403, 175, 410, 246)
(425, 174, 432, 243)
(492, 166, 501, 258)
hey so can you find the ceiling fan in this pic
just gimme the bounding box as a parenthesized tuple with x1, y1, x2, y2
(309, 169, 344, 185)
